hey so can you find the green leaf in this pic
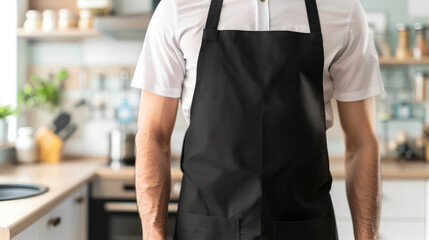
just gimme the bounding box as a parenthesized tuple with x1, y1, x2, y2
(19, 70, 66, 110)
(56, 69, 68, 83)
(0, 105, 16, 119)
(30, 74, 39, 85)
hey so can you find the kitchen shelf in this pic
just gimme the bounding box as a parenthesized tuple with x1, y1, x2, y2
(379, 57, 429, 66)
(17, 28, 102, 41)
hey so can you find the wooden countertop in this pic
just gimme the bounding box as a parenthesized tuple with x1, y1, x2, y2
(330, 156, 429, 179)
(1, 155, 429, 239)
(96, 156, 429, 180)
(0, 158, 106, 240)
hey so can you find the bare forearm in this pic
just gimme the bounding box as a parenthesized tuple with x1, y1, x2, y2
(345, 138, 381, 240)
(135, 132, 171, 240)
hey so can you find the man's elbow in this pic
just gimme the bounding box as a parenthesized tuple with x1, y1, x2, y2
(344, 133, 380, 162)
(135, 127, 171, 156)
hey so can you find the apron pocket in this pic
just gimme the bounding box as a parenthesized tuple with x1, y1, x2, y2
(176, 211, 240, 240)
(273, 215, 336, 240)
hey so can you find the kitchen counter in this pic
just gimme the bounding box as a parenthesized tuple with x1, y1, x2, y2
(330, 156, 429, 178)
(0, 158, 106, 240)
(95, 156, 429, 180)
(1, 155, 429, 239)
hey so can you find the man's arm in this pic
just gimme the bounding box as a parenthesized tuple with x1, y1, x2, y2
(336, 97, 381, 240)
(135, 89, 179, 240)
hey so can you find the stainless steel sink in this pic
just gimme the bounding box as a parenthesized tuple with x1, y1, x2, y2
(0, 184, 49, 201)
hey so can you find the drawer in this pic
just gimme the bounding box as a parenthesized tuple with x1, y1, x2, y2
(39, 197, 72, 240)
(330, 179, 426, 219)
(336, 220, 425, 240)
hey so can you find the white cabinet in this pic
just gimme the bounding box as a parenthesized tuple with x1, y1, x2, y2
(336, 219, 425, 240)
(39, 196, 71, 240)
(12, 220, 39, 240)
(331, 179, 426, 240)
(68, 185, 88, 240)
(12, 184, 88, 240)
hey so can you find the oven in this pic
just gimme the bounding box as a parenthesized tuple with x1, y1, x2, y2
(88, 172, 182, 240)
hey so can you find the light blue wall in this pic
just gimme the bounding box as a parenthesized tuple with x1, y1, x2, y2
(357, 0, 429, 158)
(360, 0, 428, 49)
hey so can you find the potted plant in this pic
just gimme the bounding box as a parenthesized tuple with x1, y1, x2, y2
(0, 104, 15, 144)
(18, 69, 68, 111)
(18, 69, 68, 129)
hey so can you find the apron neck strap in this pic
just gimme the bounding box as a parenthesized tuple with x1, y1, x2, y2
(205, 0, 322, 34)
(304, 0, 322, 34)
(205, 0, 224, 31)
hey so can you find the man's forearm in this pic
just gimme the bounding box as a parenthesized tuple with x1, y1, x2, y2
(135, 132, 171, 240)
(345, 137, 381, 240)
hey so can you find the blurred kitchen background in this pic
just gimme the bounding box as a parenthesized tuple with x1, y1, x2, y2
(2, 0, 429, 240)
(2, 0, 429, 161)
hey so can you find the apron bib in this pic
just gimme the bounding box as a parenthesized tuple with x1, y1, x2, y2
(174, 0, 339, 239)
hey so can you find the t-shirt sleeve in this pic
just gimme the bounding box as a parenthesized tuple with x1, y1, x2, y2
(329, 0, 385, 102)
(130, 0, 185, 98)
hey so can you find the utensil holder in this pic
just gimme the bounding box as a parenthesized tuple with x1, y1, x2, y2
(35, 126, 63, 164)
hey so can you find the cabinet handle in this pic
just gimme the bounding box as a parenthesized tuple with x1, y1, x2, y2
(74, 196, 85, 204)
(47, 217, 61, 227)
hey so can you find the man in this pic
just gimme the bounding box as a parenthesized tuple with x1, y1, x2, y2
(131, 0, 384, 239)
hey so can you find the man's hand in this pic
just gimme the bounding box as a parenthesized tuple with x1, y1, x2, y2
(337, 97, 381, 240)
(135, 90, 179, 240)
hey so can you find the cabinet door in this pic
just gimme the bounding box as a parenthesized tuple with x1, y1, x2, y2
(39, 192, 73, 240)
(330, 179, 426, 219)
(336, 220, 425, 240)
(336, 220, 354, 240)
(12, 220, 39, 240)
(13, 184, 89, 240)
(69, 185, 88, 240)
(379, 221, 425, 240)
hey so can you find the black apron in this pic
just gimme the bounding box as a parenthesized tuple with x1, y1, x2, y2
(173, 0, 338, 239)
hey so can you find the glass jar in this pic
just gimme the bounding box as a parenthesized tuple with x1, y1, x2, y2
(23, 10, 42, 31)
(15, 127, 38, 164)
(78, 9, 93, 30)
(396, 23, 411, 59)
(412, 23, 428, 59)
(414, 72, 428, 102)
(57, 8, 76, 30)
(42, 9, 56, 32)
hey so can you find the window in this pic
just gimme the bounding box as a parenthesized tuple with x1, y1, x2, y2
(0, 0, 18, 142)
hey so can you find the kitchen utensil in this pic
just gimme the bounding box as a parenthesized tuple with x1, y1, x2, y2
(53, 113, 71, 134)
(35, 126, 63, 164)
(48, 112, 71, 133)
(59, 124, 77, 141)
(108, 128, 135, 168)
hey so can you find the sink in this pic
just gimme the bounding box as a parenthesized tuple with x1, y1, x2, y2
(0, 184, 49, 201)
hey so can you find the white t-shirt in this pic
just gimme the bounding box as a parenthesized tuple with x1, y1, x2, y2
(131, 0, 385, 129)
